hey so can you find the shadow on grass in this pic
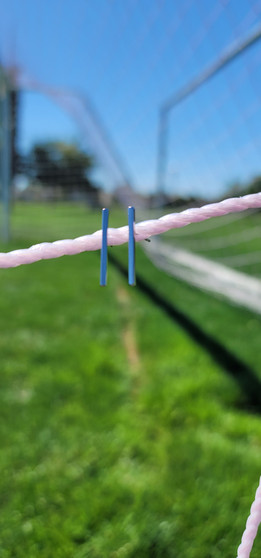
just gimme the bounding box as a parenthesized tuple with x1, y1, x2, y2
(109, 253, 261, 412)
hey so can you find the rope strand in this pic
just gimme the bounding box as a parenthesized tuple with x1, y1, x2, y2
(0, 192, 261, 268)
(237, 477, 261, 558)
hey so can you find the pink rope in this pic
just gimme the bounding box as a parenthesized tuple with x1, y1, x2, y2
(0, 192, 261, 268)
(237, 477, 261, 558)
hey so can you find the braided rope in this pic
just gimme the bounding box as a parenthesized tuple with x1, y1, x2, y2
(237, 478, 261, 558)
(0, 192, 261, 268)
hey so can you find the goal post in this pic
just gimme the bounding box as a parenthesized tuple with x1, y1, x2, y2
(0, 64, 11, 243)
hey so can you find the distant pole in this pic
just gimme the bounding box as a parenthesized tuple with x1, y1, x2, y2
(0, 66, 11, 242)
(156, 23, 261, 194)
(156, 108, 168, 196)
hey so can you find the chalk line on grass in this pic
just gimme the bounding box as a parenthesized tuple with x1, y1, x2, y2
(144, 238, 261, 315)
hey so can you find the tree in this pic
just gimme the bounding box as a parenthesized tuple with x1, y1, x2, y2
(227, 176, 261, 198)
(245, 175, 261, 195)
(26, 141, 96, 196)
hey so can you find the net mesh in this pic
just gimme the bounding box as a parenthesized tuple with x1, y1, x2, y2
(1, 0, 261, 280)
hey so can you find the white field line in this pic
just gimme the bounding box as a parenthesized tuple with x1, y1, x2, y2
(144, 238, 261, 315)
(217, 250, 261, 267)
(174, 225, 261, 252)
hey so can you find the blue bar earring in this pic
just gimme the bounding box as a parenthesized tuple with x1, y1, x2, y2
(100, 208, 109, 286)
(128, 206, 136, 286)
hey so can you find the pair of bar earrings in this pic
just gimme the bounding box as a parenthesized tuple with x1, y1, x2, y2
(100, 206, 135, 287)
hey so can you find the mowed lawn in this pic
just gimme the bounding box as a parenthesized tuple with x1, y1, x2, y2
(0, 203, 261, 557)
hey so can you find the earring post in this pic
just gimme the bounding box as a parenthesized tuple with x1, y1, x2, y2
(100, 208, 109, 286)
(128, 206, 136, 286)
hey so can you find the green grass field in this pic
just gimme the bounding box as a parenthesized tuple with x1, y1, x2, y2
(0, 203, 261, 557)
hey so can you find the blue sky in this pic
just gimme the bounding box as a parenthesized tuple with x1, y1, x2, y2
(1, 0, 261, 198)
